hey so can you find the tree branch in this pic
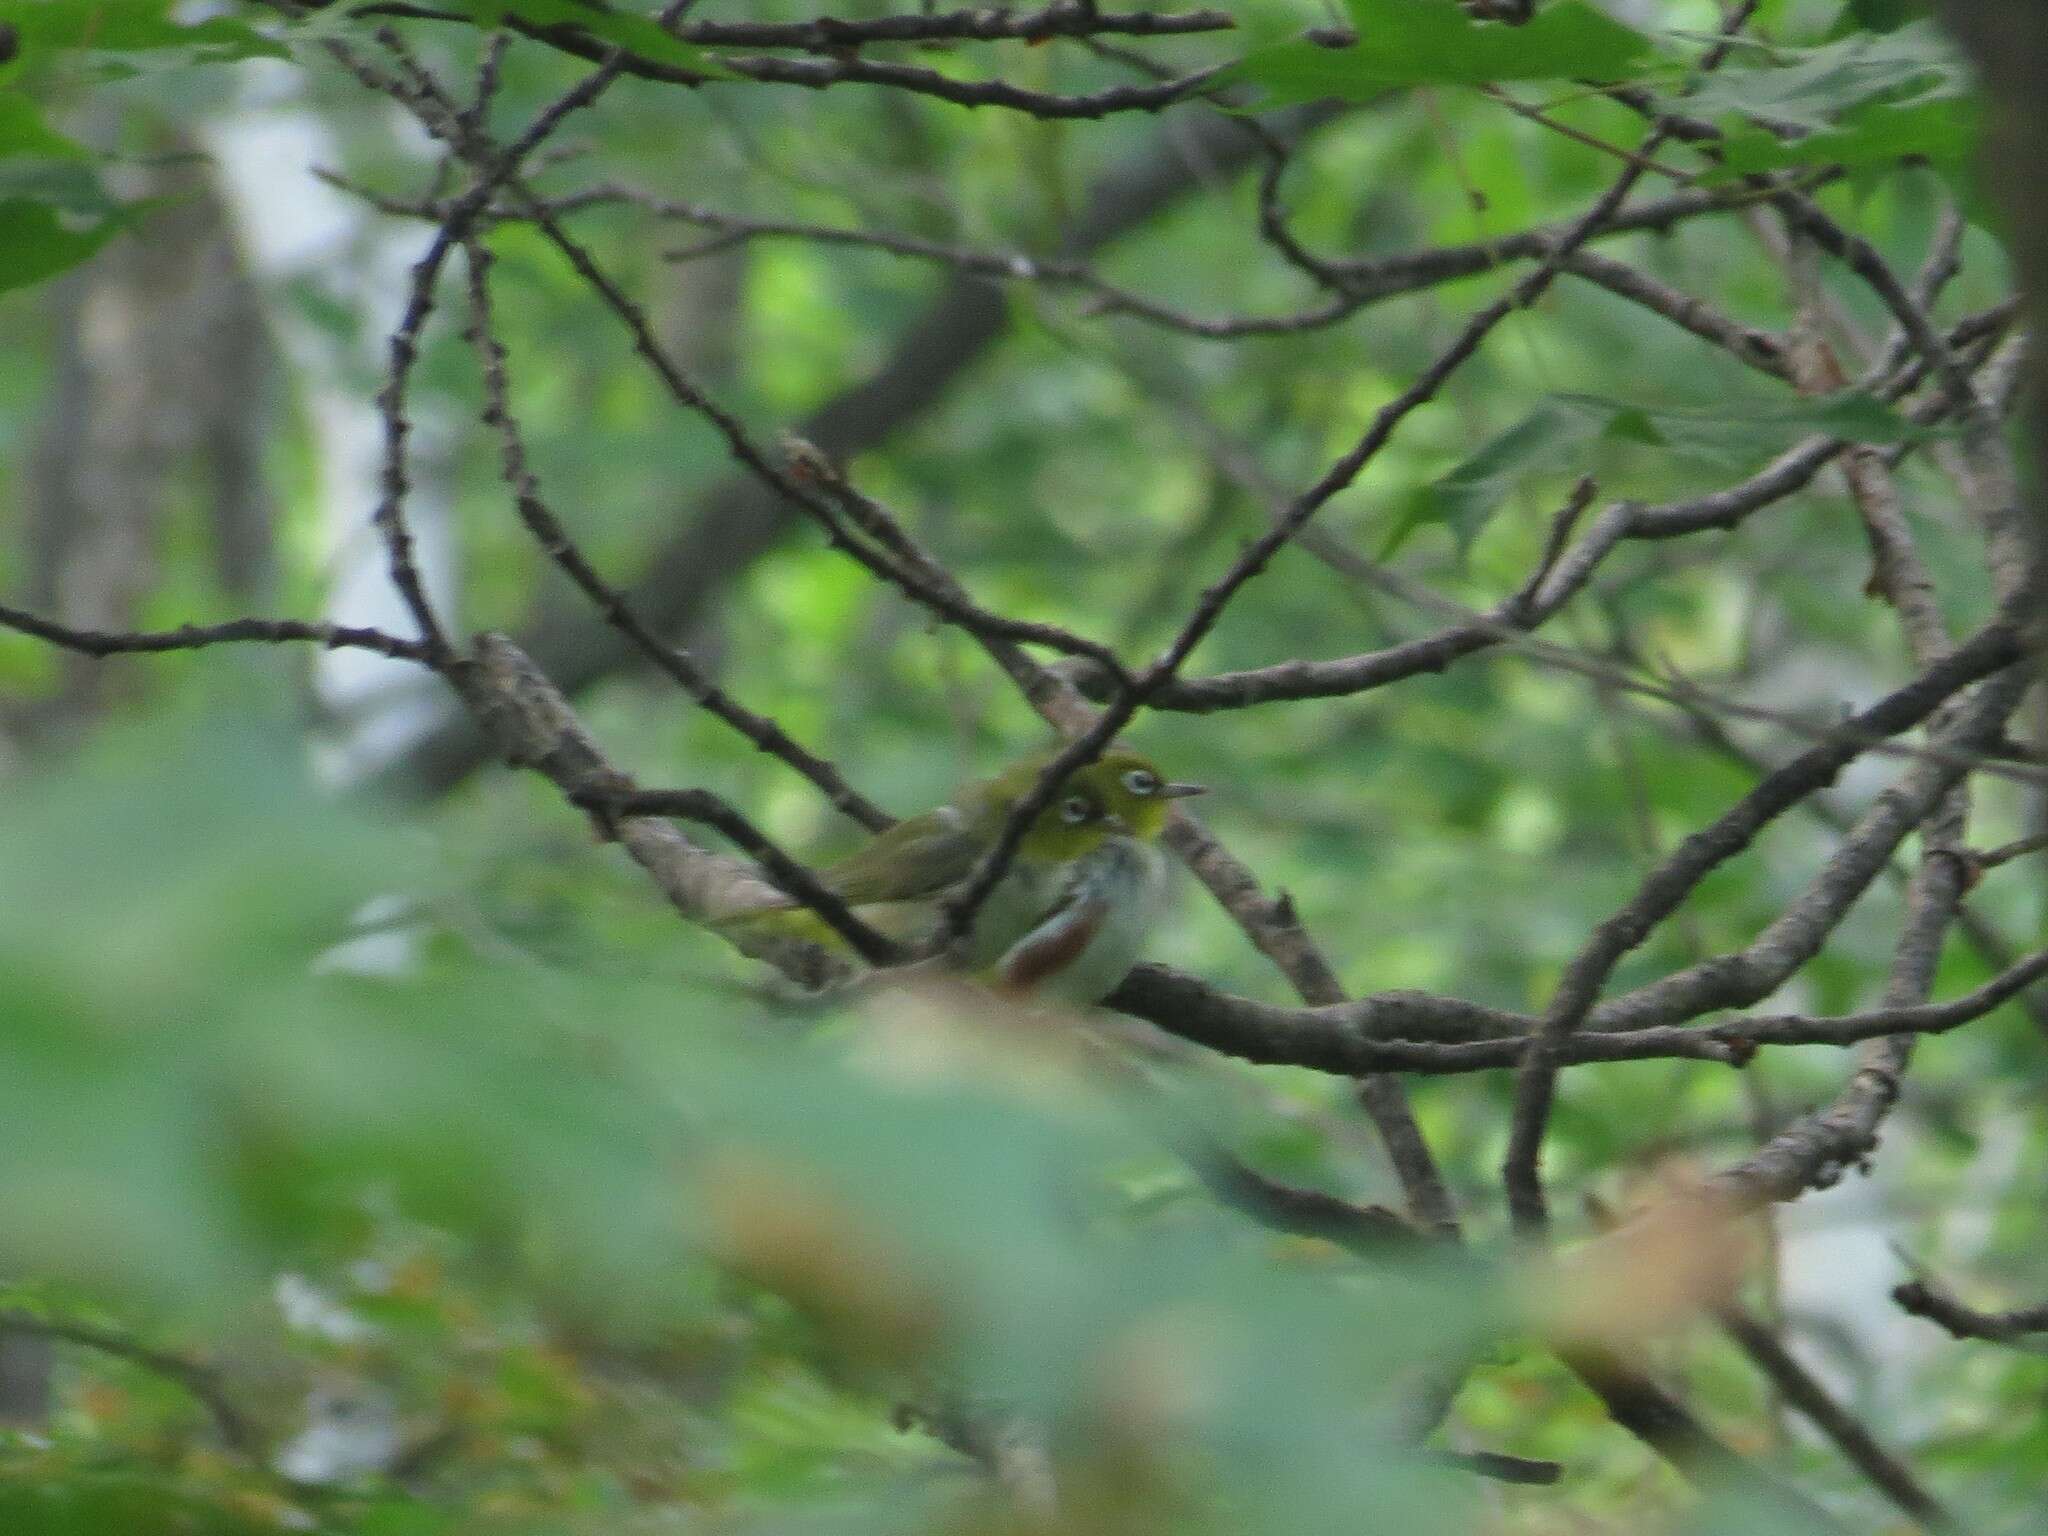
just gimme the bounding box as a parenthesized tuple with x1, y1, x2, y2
(7, 1315, 255, 1454)
(1718, 1305, 1963, 1533)
(381, 106, 1338, 793)
(460, 238, 894, 831)
(0, 602, 432, 662)
(1893, 1276, 2048, 1345)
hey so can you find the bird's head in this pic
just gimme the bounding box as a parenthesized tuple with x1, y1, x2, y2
(1013, 748, 1206, 859)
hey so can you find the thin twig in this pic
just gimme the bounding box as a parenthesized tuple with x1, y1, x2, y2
(569, 785, 905, 965)
(1893, 1276, 2048, 1345)
(364, 27, 648, 665)
(0, 602, 433, 662)
(1718, 1305, 1963, 1533)
(948, 70, 1721, 945)
(460, 240, 894, 831)
(1108, 942, 2048, 1077)
(9, 1316, 255, 1453)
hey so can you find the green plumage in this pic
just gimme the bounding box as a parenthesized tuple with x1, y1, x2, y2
(720, 747, 1204, 1002)
(807, 803, 986, 905)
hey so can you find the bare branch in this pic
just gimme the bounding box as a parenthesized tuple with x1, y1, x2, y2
(332, 173, 1799, 347)
(460, 241, 893, 832)
(0, 602, 432, 663)
(656, 3, 1237, 49)
(334, 0, 1237, 49)
(948, 89, 1721, 945)
(782, 442, 1135, 687)
(1165, 811, 1461, 1233)
(1718, 1305, 1964, 1533)
(1971, 831, 2048, 873)
(1503, 616, 2024, 1227)
(1893, 1276, 2048, 1345)
(1559, 1341, 1847, 1528)
(567, 785, 905, 965)
(362, 28, 651, 664)
(455, 633, 858, 991)
(8, 1315, 255, 1454)
(337, 1, 1231, 120)
(1558, 247, 1788, 376)
(1692, 688, 2028, 1212)
(775, 443, 1461, 1232)
(420, 110, 1133, 685)
(1110, 942, 2048, 1077)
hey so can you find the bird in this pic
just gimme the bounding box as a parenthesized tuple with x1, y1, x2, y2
(725, 747, 1205, 1005)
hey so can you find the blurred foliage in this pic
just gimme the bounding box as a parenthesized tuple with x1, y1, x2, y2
(1, 0, 2045, 1531)
(0, 728, 1524, 1534)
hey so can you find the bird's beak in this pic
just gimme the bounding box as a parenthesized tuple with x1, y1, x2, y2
(1160, 781, 1208, 799)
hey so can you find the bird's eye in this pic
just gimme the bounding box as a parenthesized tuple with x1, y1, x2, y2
(1122, 768, 1160, 796)
(1060, 795, 1095, 824)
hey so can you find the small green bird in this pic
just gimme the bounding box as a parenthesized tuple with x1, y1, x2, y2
(729, 748, 1205, 1005)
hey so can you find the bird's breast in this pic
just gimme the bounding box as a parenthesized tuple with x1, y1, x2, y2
(1033, 836, 1171, 1005)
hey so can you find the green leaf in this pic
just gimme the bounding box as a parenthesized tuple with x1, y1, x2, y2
(1601, 404, 1663, 446)
(1234, 0, 1652, 104)
(0, 96, 160, 289)
(0, 95, 133, 226)
(1681, 22, 1970, 129)
(1709, 93, 1978, 178)
(1385, 397, 1603, 557)
(0, 197, 126, 291)
(1834, 0, 1930, 36)
(0, 157, 121, 215)
(1387, 384, 1932, 556)
(1682, 19, 1976, 180)
(1555, 386, 1936, 451)
(1, 0, 287, 64)
(0, 93, 89, 160)
(0, 1471, 282, 1535)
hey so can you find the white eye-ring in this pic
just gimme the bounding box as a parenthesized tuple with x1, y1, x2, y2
(1060, 795, 1095, 824)
(1122, 768, 1160, 796)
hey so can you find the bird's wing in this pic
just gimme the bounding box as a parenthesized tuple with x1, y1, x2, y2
(994, 886, 1110, 993)
(818, 805, 986, 905)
